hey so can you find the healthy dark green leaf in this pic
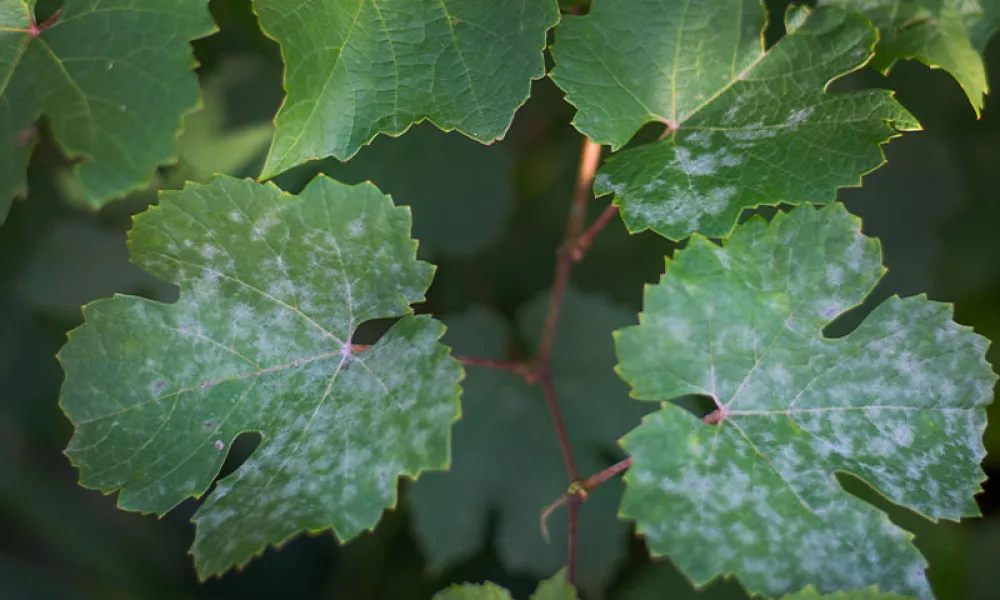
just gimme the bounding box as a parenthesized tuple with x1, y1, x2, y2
(58, 175, 462, 578)
(255, 0, 559, 178)
(819, 0, 1000, 114)
(549, 3, 918, 240)
(0, 0, 216, 222)
(409, 290, 652, 592)
(615, 204, 995, 598)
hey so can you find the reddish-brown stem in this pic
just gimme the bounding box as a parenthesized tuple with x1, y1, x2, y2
(531, 137, 605, 586)
(367, 137, 611, 588)
(567, 495, 581, 584)
(539, 368, 580, 482)
(568, 202, 619, 262)
(536, 138, 603, 363)
(582, 456, 633, 491)
(28, 9, 62, 38)
(350, 344, 529, 376)
(454, 355, 531, 377)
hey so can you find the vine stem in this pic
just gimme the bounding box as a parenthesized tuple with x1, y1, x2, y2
(353, 137, 611, 587)
(537, 138, 603, 363)
(533, 137, 604, 586)
(28, 9, 62, 38)
(454, 355, 531, 377)
(350, 344, 530, 376)
(539, 368, 580, 482)
(568, 202, 619, 261)
(581, 456, 633, 490)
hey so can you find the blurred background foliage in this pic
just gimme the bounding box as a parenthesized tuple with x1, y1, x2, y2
(2, 0, 999, 598)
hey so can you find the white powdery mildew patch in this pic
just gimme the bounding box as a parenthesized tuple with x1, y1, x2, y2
(724, 123, 779, 143)
(682, 130, 714, 149)
(674, 146, 746, 178)
(703, 185, 738, 216)
(785, 107, 814, 129)
(594, 172, 626, 197)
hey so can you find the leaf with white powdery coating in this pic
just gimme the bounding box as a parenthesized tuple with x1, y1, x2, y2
(819, 0, 1000, 114)
(57, 175, 462, 578)
(615, 204, 995, 598)
(0, 0, 216, 222)
(549, 2, 918, 240)
(255, 0, 559, 178)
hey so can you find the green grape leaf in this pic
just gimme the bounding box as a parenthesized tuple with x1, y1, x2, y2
(819, 1, 1000, 114)
(409, 290, 652, 592)
(255, 0, 559, 178)
(614, 203, 995, 598)
(530, 569, 579, 600)
(433, 570, 577, 600)
(549, 3, 918, 240)
(778, 585, 915, 600)
(275, 123, 514, 257)
(57, 175, 462, 578)
(0, 0, 216, 222)
(434, 582, 513, 600)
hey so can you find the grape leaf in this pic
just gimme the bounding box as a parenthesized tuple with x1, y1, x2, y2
(819, 0, 1000, 114)
(57, 175, 462, 578)
(778, 586, 915, 600)
(275, 123, 514, 257)
(255, 0, 559, 178)
(614, 203, 995, 598)
(433, 569, 577, 600)
(549, 3, 918, 240)
(0, 0, 216, 223)
(530, 569, 578, 600)
(434, 582, 513, 600)
(408, 290, 652, 592)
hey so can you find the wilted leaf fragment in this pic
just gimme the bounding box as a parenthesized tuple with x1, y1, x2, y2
(615, 204, 995, 598)
(255, 0, 559, 178)
(0, 0, 216, 221)
(819, 0, 999, 114)
(58, 175, 462, 578)
(433, 569, 577, 600)
(550, 2, 918, 240)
